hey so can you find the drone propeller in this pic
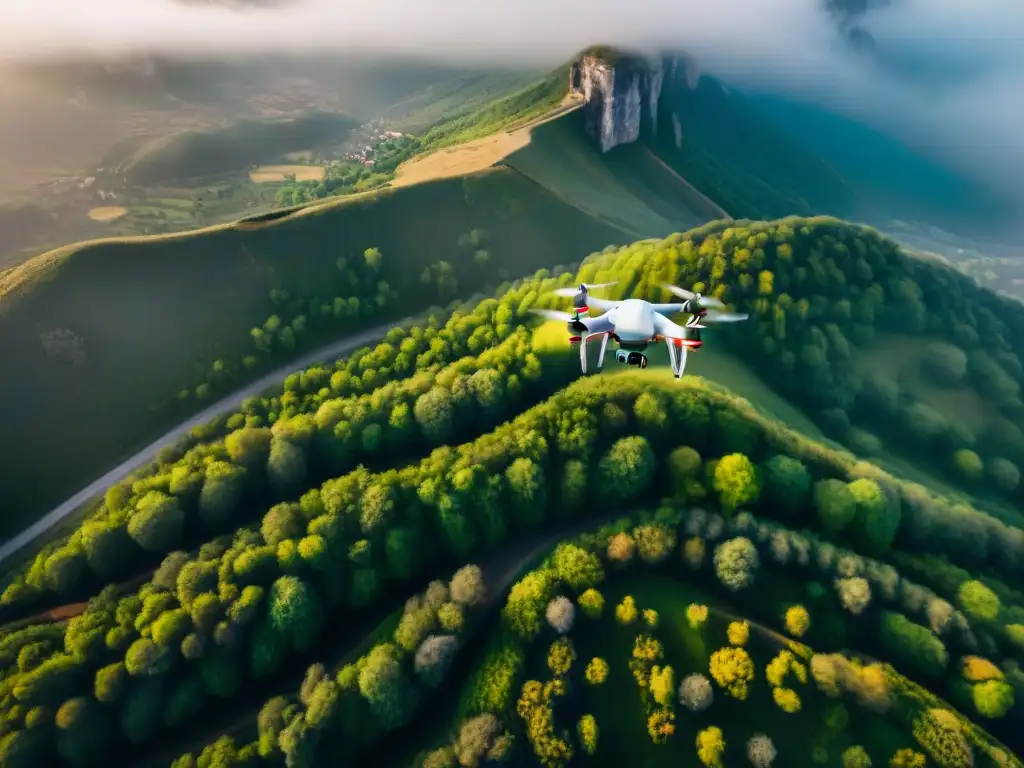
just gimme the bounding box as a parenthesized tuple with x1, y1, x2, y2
(553, 281, 618, 298)
(662, 283, 725, 308)
(529, 308, 576, 323)
(703, 310, 749, 324)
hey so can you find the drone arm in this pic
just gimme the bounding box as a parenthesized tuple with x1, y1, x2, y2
(583, 296, 617, 311)
(650, 303, 687, 315)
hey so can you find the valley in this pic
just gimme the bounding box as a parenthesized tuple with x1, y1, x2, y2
(0, 43, 1021, 768)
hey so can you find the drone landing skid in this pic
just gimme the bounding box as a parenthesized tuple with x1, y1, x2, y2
(664, 337, 690, 379)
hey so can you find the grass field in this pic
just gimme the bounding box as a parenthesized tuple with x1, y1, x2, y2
(86, 206, 128, 222)
(248, 164, 326, 183)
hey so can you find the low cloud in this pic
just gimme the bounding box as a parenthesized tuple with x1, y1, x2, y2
(0, 0, 1020, 205)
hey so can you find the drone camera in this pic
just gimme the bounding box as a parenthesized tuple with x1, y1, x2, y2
(615, 350, 648, 369)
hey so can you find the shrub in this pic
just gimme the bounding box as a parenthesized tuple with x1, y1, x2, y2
(760, 455, 810, 516)
(643, 609, 659, 628)
(814, 479, 856, 533)
(889, 748, 927, 768)
(683, 537, 706, 570)
(952, 449, 983, 482)
(972, 679, 1014, 719)
(547, 638, 576, 677)
(961, 656, 1002, 683)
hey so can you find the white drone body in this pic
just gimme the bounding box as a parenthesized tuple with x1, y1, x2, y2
(532, 282, 749, 379)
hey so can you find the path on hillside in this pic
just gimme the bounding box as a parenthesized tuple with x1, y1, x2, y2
(390, 95, 584, 188)
(131, 514, 610, 767)
(0, 322, 408, 568)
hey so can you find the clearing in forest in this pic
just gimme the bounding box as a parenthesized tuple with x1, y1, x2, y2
(87, 206, 128, 222)
(249, 164, 326, 183)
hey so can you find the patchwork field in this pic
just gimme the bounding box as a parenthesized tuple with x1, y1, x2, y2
(248, 164, 327, 183)
(86, 206, 128, 222)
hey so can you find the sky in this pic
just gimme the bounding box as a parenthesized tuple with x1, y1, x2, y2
(0, 0, 1021, 204)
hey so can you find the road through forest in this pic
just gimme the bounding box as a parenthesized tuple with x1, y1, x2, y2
(0, 320, 406, 567)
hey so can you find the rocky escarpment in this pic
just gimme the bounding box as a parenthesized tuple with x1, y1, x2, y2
(569, 49, 701, 153)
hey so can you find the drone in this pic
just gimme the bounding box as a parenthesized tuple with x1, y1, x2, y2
(530, 281, 749, 379)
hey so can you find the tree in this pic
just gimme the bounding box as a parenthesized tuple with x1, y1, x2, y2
(772, 687, 801, 713)
(455, 713, 504, 767)
(633, 524, 677, 565)
(94, 662, 127, 703)
(125, 638, 172, 677)
(503, 570, 554, 639)
(679, 673, 713, 712)
(596, 436, 656, 503)
(697, 726, 725, 768)
(747, 734, 777, 768)
(952, 449, 983, 482)
(414, 387, 455, 443)
(358, 643, 417, 729)
(449, 565, 486, 608)
(709, 647, 755, 700)
(848, 478, 899, 552)
(957, 580, 1000, 622)
(687, 603, 709, 629)
(986, 458, 1020, 494)
(267, 438, 307, 493)
(842, 745, 872, 768)
(714, 537, 760, 591)
(784, 606, 810, 637)
(972, 679, 1014, 719)
(438, 602, 465, 633)
(649, 665, 675, 706)
(912, 708, 973, 768)
(585, 657, 609, 685)
(415, 630, 463, 690)
(889, 748, 926, 768)
(814, 479, 856, 533)
(727, 621, 749, 646)
(606, 532, 635, 565)
(878, 612, 948, 678)
(128, 492, 185, 551)
(578, 588, 604, 619)
(577, 714, 599, 756)
(713, 453, 760, 513)
(504, 457, 546, 528)
(547, 637, 576, 677)
(551, 544, 604, 593)
(545, 597, 575, 634)
(761, 455, 811, 516)
(835, 577, 872, 615)
(667, 446, 702, 496)
(615, 596, 638, 625)
(268, 576, 322, 652)
(922, 342, 967, 385)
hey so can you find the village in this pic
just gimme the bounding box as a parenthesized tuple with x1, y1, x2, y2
(339, 120, 410, 168)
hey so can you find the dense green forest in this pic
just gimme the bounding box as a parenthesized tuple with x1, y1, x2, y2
(1, 218, 1023, 767)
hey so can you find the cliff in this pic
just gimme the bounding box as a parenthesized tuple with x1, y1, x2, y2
(569, 49, 701, 153)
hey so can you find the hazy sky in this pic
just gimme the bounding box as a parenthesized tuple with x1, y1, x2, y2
(1, 0, 1021, 202)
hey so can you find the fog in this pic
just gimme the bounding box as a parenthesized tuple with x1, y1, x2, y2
(0, 0, 1021, 205)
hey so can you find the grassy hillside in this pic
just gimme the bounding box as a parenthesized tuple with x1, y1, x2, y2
(106, 111, 359, 185)
(0, 166, 626, 538)
(503, 109, 725, 238)
(648, 76, 855, 220)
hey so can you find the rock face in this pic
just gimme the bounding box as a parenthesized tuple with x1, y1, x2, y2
(569, 51, 701, 153)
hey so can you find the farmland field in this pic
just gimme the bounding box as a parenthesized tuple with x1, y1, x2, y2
(248, 164, 326, 183)
(86, 206, 128, 222)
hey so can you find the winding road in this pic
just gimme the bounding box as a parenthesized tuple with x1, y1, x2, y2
(0, 321, 406, 567)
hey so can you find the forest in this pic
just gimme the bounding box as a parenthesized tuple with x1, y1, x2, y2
(1, 216, 1023, 767)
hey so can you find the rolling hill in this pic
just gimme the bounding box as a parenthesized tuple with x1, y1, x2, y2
(103, 111, 360, 185)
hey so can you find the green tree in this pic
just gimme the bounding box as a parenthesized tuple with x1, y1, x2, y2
(957, 580, 1000, 622)
(551, 544, 604, 593)
(713, 453, 760, 513)
(358, 643, 418, 729)
(814, 479, 856, 533)
(597, 436, 656, 503)
(761, 455, 811, 515)
(127, 492, 185, 551)
(268, 576, 322, 652)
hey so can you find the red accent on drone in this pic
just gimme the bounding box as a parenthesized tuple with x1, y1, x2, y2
(577, 305, 589, 314)
(568, 336, 583, 345)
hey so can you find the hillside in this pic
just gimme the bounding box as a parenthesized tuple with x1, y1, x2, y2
(105, 111, 360, 185)
(0, 225, 1022, 767)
